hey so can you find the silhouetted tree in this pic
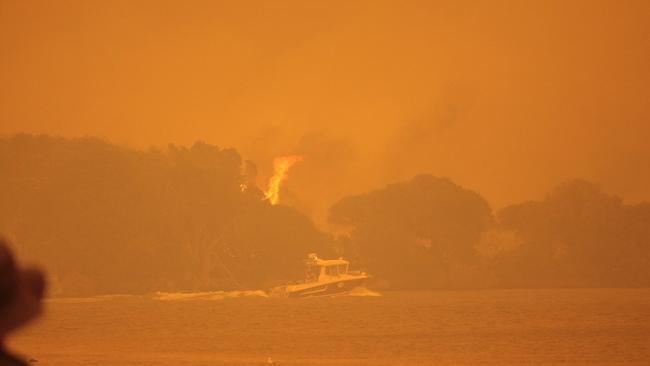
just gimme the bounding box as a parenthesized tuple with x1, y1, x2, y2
(495, 179, 650, 287)
(329, 174, 493, 289)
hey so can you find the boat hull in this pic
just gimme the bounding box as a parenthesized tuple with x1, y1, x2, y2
(285, 277, 367, 298)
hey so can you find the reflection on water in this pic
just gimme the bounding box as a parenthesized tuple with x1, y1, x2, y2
(14, 289, 650, 366)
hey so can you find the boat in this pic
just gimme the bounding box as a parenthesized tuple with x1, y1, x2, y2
(270, 253, 369, 298)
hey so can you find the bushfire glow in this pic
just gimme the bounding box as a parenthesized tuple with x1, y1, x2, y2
(264, 155, 303, 205)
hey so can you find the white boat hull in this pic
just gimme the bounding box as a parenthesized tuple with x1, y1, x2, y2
(272, 275, 368, 298)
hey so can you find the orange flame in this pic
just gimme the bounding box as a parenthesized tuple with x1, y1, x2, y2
(264, 155, 303, 205)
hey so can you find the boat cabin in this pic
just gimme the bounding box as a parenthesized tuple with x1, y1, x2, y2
(304, 254, 349, 282)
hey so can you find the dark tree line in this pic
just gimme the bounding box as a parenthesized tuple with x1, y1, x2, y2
(2, 134, 649, 295)
(493, 180, 650, 288)
(0, 135, 329, 295)
(329, 176, 650, 289)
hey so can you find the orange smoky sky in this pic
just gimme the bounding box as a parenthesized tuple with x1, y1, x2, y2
(1, 0, 649, 223)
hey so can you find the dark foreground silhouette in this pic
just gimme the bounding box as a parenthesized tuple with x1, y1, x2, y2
(0, 239, 45, 366)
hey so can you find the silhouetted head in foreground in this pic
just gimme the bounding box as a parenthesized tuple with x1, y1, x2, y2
(0, 238, 45, 365)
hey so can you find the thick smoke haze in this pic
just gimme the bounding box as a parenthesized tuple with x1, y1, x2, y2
(2, 0, 650, 223)
(4, 3, 650, 366)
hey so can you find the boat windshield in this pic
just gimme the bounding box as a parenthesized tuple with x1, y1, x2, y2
(323, 263, 349, 276)
(325, 265, 339, 276)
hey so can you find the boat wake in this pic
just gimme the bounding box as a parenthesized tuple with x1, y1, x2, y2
(345, 286, 382, 297)
(46, 287, 378, 303)
(46, 294, 137, 303)
(154, 290, 268, 301)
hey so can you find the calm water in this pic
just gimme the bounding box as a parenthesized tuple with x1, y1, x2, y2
(10, 289, 650, 365)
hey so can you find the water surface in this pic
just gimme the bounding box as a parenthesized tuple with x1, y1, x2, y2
(11, 289, 650, 365)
